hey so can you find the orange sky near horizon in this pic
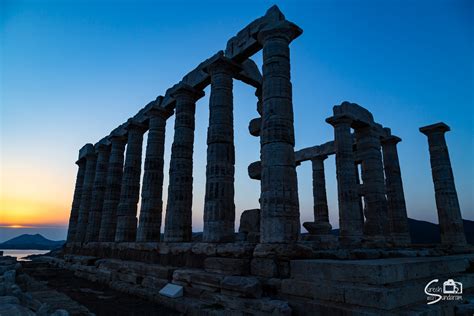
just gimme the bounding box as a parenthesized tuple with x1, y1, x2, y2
(1, 159, 72, 227)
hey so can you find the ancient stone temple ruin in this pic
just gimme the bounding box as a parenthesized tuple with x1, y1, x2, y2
(55, 6, 472, 315)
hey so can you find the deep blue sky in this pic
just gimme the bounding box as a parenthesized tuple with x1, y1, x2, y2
(1, 0, 473, 241)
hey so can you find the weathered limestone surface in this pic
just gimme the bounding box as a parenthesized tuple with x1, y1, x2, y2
(420, 123, 467, 245)
(326, 114, 363, 245)
(202, 57, 239, 243)
(75, 144, 97, 243)
(164, 83, 204, 242)
(290, 254, 473, 284)
(381, 134, 411, 245)
(99, 135, 127, 242)
(115, 120, 147, 242)
(85, 141, 111, 242)
(356, 125, 390, 242)
(66, 156, 87, 242)
(238, 209, 260, 242)
(257, 20, 302, 243)
(303, 155, 332, 235)
(137, 104, 172, 242)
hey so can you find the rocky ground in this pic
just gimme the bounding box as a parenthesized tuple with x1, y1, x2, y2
(0, 254, 179, 316)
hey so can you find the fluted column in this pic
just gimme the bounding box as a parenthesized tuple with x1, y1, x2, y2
(257, 21, 302, 243)
(326, 115, 363, 245)
(355, 125, 390, 242)
(164, 83, 204, 242)
(137, 107, 173, 242)
(85, 142, 111, 242)
(99, 135, 127, 242)
(75, 144, 97, 243)
(420, 123, 466, 245)
(66, 157, 87, 242)
(115, 120, 147, 242)
(310, 155, 332, 234)
(202, 57, 240, 243)
(381, 135, 411, 245)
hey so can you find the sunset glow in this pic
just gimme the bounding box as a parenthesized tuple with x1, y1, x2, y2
(1, 160, 71, 227)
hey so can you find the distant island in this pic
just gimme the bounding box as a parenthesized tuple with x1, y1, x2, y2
(0, 234, 65, 250)
(0, 218, 472, 250)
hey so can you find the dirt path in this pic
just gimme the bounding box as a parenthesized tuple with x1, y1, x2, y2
(21, 261, 180, 316)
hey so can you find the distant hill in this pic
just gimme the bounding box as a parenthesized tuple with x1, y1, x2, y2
(0, 234, 65, 250)
(330, 218, 474, 244)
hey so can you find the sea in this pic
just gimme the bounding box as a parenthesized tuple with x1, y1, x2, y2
(0, 249, 50, 261)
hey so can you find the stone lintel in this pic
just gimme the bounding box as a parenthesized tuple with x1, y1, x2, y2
(78, 143, 95, 160)
(326, 113, 356, 126)
(132, 102, 153, 125)
(294, 141, 335, 163)
(334, 101, 374, 125)
(180, 52, 223, 92)
(419, 122, 450, 135)
(225, 5, 286, 62)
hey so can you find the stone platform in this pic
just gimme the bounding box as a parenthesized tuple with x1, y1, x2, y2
(284, 254, 474, 314)
(36, 243, 473, 315)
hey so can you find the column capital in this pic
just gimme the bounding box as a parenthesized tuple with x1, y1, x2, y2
(125, 118, 147, 133)
(381, 135, 401, 146)
(311, 154, 328, 162)
(108, 134, 127, 145)
(257, 20, 303, 45)
(146, 105, 174, 120)
(95, 143, 111, 153)
(75, 157, 86, 166)
(169, 82, 205, 101)
(94, 137, 111, 153)
(326, 114, 354, 127)
(204, 55, 242, 75)
(78, 143, 95, 160)
(420, 122, 450, 136)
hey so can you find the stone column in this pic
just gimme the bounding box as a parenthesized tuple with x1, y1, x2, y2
(326, 115, 363, 245)
(164, 83, 204, 242)
(84, 141, 111, 242)
(381, 135, 411, 245)
(66, 157, 86, 242)
(137, 107, 173, 242)
(202, 57, 240, 243)
(420, 123, 466, 245)
(75, 144, 97, 243)
(256, 21, 302, 243)
(115, 120, 147, 242)
(310, 155, 332, 234)
(99, 135, 127, 242)
(355, 125, 390, 242)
